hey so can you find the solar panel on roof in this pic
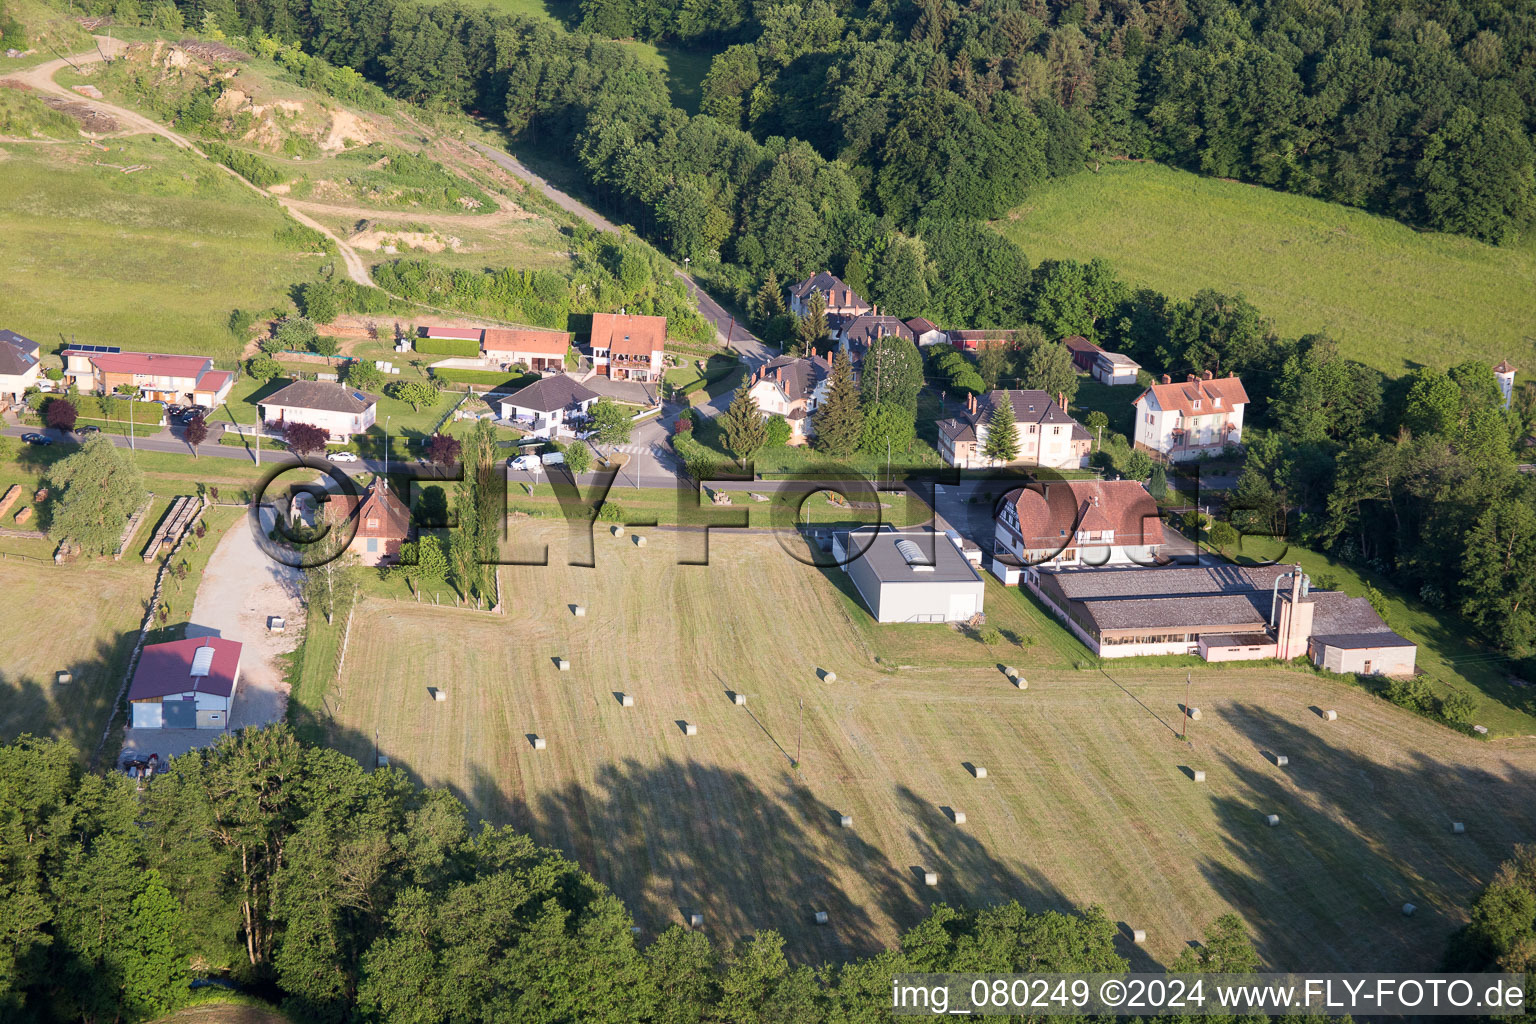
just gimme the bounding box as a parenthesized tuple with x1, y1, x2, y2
(67, 344, 121, 354)
(352, 392, 366, 401)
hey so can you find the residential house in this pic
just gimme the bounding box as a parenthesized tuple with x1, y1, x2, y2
(1062, 335, 1104, 372)
(498, 374, 600, 438)
(1133, 371, 1248, 461)
(840, 313, 914, 357)
(946, 329, 1018, 354)
(64, 348, 234, 408)
(483, 328, 571, 373)
(258, 380, 378, 440)
(905, 317, 946, 347)
(325, 477, 411, 566)
(831, 526, 985, 623)
(991, 480, 1165, 584)
(0, 329, 41, 405)
(589, 313, 666, 381)
(1092, 351, 1142, 386)
(747, 354, 831, 444)
(937, 390, 1091, 470)
(128, 637, 242, 730)
(1030, 562, 1415, 675)
(788, 271, 869, 319)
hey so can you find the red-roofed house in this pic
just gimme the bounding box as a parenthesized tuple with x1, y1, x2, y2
(482, 328, 570, 373)
(1133, 371, 1249, 461)
(590, 313, 666, 381)
(992, 480, 1165, 584)
(128, 637, 242, 730)
(324, 478, 411, 565)
(63, 349, 234, 408)
(1061, 335, 1103, 372)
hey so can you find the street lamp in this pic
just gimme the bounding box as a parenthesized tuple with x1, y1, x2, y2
(383, 415, 391, 476)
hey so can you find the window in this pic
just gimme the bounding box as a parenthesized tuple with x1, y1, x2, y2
(1363, 659, 1373, 674)
(1052, 426, 1060, 435)
(1193, 400, 1201, 410)
(367, 538, 378, 553)
(366, 518, 378, 529)
(1214, 397, 1222, 407)
(1144, 413, 1153, 424)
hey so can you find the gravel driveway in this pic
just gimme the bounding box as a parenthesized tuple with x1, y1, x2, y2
(185, 508, 303, 730)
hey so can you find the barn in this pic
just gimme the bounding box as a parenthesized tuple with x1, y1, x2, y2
(128, 637, 243, 730)
(832, 527, 985, 623)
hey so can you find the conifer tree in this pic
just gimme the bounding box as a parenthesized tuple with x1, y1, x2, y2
(813, 350, 864, 457)
(722, 380, 768, 461)
(983, 397, 1020, 464)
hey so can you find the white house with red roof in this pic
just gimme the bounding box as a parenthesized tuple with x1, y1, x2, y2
(747, 354, 831, 444)
(63, 348, 233, 408)
(1133, 371, 1248, 461)
(128, 636, 242, 730)
(589, 313, 666, 381)
(991, 480, 1165, 585)
(0, 329, 42, 405)
(482, 328, 570, 373)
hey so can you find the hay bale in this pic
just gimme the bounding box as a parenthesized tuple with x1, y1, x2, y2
(377, 755, 390, 767)
(923, 871, 938, 886)
(1015, 677, 1028, 690)
(951, 810, 967, 825)
(683, 722, 698, 736)
(532, 736, 546, 750)
(557, 658, 570, 671)
(1003, 666, 1018, 679)
(839, 814, 853, 828)
(732, 692, 746, 706)
(1132, 929, 1147, 944)
(973, 766, 988, 779)
(55, 671, 71, 686)
(1274, 755, 1289, 767)
(433, 688, 447, 702)
(1192, 770, 1206, 783)
(620, 693, 635, 707)
(820, 669, 837, 683)
(1187, 707, 1202, 721)
(814, 910, 828, 926)
(1452, 822, 1466, 834)
(1324, 709, 1338, 721)
(573, 604, 586, 617)
(13, 506, 31, 524)
(612, 524, 625, 537)
(1402, 903, 1416, 917)
(1265, 814, 1280, 827)
(687, 912, 703, 928)
(634, 535, 647, 547)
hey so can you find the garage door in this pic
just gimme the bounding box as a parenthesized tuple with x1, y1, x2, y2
(162, 698, 196, 728)
(131, 702, 162, 729)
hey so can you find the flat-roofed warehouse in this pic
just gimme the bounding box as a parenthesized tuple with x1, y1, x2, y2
(1033, 563, 1416, 675)
(832, 527, 985, 623)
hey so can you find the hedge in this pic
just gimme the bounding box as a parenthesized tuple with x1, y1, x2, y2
(203, 141, 284, 188)
(413, 336, 481, 358)
(431, 368, 537, 390)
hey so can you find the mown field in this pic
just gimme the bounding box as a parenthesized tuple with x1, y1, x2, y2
(0, 136, 324, 362)
(992, 162, 1536, 375)
(320, 524, 1536, 970)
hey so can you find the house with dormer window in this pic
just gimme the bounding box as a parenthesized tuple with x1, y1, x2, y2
(937, 390, 1091, 470)
(1133, 371, 1248, 461)
(991, 480, 1165, 584)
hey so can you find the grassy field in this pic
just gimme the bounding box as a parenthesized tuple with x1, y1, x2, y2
(0, 136, 325, 363)
(0, 559, 157, 755)
(317, 524, 1536, 970)
(992, 162, 1536, 376)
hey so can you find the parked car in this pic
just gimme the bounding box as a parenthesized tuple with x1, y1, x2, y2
(20, 433, 51, 446)
(508, 454, 542, 472)
(329, 451, 359, 463)
(540, 451, 565, 466)
(75, 425, 100, 434)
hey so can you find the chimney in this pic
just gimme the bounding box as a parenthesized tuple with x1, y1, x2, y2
(1160, 374, 1171, 385)
(1186, 373, 1198, 383)
(1057, 391, 1065, 410)
(1202, 369, 1214, 381)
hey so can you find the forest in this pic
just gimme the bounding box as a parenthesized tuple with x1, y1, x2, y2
(2, 728, 1266, 1024)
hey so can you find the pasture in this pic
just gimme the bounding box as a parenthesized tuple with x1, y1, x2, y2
(992, 162, 1536, 376)
(0, 559, 157, 755)
(322, 525, 1536, 969)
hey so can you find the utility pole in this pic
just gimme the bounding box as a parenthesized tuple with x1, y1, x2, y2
(1181, 670, 1192, 739)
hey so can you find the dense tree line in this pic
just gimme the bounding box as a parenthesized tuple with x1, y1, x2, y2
(0, 730, 1267, 1023)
